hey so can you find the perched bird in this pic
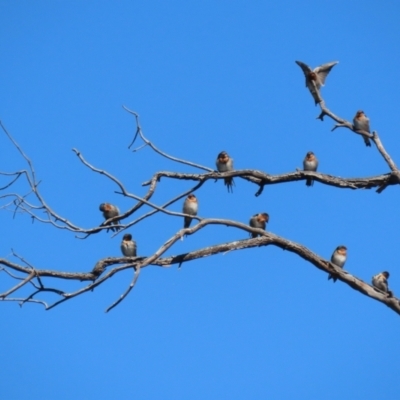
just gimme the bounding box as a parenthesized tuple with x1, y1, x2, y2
(216, 151, 234, 193)
(353, 110, 372, 147)
(249, 213, 269, 238)
(303, 151, 318, 187)
(295, 60, 338, 105)
(121, 233, 137, 257)
(99, 203, 121, 232)
(182, 194, 198, 229)
(328, 245, 347, 283)
(372, 271, 391, 295)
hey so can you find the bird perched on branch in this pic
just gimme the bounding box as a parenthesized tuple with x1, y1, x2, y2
(328, 245, 347, 282)
(121, 233, 137, 257)
(99, 203, 121, 232)
(182, 194, 198, 229)
(353, 110, 372, 147)
(216, 151, 234, 193)
(372, 271, 392, 296)
(295, 60, 338, 105)
(303, 151, 318, 187)
(249, 213, 269, 238)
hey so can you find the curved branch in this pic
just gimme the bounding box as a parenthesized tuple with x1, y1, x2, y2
(1, 62, 399, 318)
(1, 218, 399, 314)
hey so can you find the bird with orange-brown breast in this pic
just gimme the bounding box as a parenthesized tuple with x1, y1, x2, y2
(295, 60, 338, 105)
(303, 151, 318, 187)
(99, 203, 121, 232)
(249, 213, 269, 238)
(353, 110, 372, 147)
(328, 245, 347, 283)
(182, 194, 198, 229)
(216, 151, 234, 193)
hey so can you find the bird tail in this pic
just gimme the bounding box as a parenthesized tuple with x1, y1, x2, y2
(184, 217, 192, 229)
(306, 178, 313, 187)
(328, 274, 337, 283)
(224, 177, 235, 193)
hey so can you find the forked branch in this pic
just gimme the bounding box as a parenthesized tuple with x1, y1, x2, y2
(0, 61, 399, 315)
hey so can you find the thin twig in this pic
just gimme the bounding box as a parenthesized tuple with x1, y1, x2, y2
(123, 106, 214, 172)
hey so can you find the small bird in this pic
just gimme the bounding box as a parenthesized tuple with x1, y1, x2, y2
(353, 110, 372, 147)
(295, 60, 339, 105)
(303, 151, 318, 187)
(328, 245, 347, 282)
(216, 151, 234, 193)
(372, 271, 391, 295)
(182, 194, 198, 229)
(249, 213, 269, 238)
(99, 203, 121, 232)
(121, 233, 137, 257)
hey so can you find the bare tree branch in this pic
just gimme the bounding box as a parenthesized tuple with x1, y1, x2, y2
(1, 218, 399, 314)
(123, 106, 214, 172)
(1, 61, 399, 316)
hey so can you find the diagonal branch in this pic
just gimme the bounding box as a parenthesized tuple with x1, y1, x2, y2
(123, 106, 214, 172)
(316, 96, 398, 176)
(2, 217, 399, 315)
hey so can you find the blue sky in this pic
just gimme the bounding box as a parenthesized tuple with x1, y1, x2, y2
(1, 1, 400, 399)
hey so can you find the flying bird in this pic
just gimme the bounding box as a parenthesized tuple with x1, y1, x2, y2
(295, 60, 338, 105)
(249, 213, 269, 238)
(303, 151, 318, 187)
(99, 203, 121, 232)
(182, 194, 198, 229)
(353, 110, 372, 147)
(328, 245, 347, 283)
(121, 233, 137, 257)
(372, 271, 391, 295)
(216, 151, 234, 193)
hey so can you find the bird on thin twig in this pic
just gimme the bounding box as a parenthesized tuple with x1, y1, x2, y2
(328, 245, 347, 283)
(249, 213, 269, 238)
(182, 194, 198, 229)
(295, 60, 338, 105)
(99, 203, 121, 232)
(216, 151, 234, 193)
(353, 110, 372, 147)
(303, 151, 318, 187)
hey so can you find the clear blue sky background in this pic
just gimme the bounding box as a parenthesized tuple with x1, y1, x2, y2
(1, 1, 399, 399)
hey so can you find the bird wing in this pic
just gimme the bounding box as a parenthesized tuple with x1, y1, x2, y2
(314, 61, 339, 86)
(295, 61, 312, 87)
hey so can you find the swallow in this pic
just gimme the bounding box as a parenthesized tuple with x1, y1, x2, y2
(249, 213, 269, 238)
(372, 271, 392, 295)
(303, 151, 318, 187)
(328, 245, 347, 282)
(121, 233, 137, 257)
(216, 151, 234, 193)
(295, 60, 338, 105)
(99, 203, 121, 232)
(353, 110, 372, 147)
(182, 194, 198, 229)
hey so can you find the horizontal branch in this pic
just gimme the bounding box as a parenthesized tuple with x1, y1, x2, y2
(142, 169, 393, 194)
